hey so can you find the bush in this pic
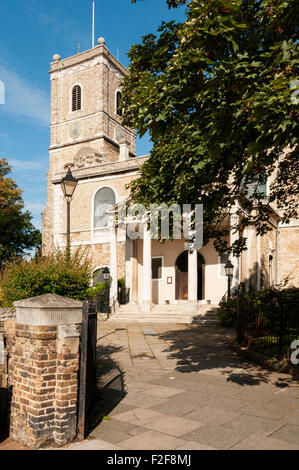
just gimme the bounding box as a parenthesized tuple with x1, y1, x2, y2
(85, 279, 126, 301)
(217, 296, 238, 328)
(0, 248, 92, 307)
(217, 287, 299, 329)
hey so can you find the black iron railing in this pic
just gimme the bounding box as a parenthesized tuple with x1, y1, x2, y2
(237, 296, 299, 360)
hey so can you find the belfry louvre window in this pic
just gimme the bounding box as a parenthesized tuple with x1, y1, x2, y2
(94, 187, 116, 229)
(116, 91, 122, 117)
(72, 85, 82, 111)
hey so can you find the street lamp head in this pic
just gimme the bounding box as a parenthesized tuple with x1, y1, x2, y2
(225, 259, 234, 278)
(102, 267, 110, 281)
(60, 168, 78, 200)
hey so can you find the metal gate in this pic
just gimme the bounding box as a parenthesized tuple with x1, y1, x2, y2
(77, 300, 97, 440)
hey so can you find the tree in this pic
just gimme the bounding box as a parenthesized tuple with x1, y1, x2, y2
(123, 0, 298, 255)
(0, 158, 41, 267)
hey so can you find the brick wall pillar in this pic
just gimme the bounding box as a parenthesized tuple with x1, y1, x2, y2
(10, 294, 82, 448)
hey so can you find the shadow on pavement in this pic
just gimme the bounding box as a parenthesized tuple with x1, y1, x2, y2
(86, 344, 127, 436)
(157, 323, 295, 389)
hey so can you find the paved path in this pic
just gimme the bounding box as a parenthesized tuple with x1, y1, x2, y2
(65, 321, 299, 450)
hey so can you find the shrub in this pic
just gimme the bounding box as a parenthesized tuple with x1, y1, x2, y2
(217, 296, 238, 328)
(85, 279, 126, 301)
(217, 287, 299, 329)
(0, 248, 92, 307)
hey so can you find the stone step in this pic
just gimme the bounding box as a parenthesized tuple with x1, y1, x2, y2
(108, 302, 219, 324)
(108, 316, 219, 324)
(118, 305, 218, 313)
(108, 311, 219, 324)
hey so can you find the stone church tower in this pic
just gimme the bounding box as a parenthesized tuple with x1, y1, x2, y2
(42, 38, 147, 293)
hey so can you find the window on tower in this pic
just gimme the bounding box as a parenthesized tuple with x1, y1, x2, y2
(94, 187, 116, 229)
(116, 91, 122, 117)
(72, 85, 82, 112)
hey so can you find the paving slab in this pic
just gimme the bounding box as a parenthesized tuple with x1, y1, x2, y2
(222, 414, 284, 435)
(184, 406, 241, 426)
(269, 423, 299, 445)
(122, 391, 167, 408)
(150, 396, 200, 417)
(205, 396, 252, 412)
(113, 408, 167, 427)
(176, 440, 216, 450)
(66, 439, 122, 450)
(119, 430, 184, 450)
(239, 403, 292, 421)
(143, 385, 185, 398)
(143, 415, 202, 437)
(91, 418, 147, 443)
(231, 432, 299, 450)
(182, 424, 248, 449)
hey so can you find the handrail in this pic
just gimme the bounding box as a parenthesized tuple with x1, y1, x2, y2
(109, 293, 118, 316)
(220, 290, 228, 304)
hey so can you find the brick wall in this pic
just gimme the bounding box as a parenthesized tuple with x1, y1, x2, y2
(8, 294, 83, 449)
(10, 323, 80, 447)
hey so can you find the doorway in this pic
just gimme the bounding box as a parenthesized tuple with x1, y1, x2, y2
(175, 250, 205, 301)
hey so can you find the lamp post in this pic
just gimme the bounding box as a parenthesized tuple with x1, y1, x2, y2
(60, 168, 78, 260)
(102, 267, 110, 314)
(225, 259, 234, 298)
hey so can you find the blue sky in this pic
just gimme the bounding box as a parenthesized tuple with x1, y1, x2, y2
(0, 0, 186, 230)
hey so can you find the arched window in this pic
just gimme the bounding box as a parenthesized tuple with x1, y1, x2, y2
(72, 85, 82, 111)
(116, 91, 122, 117)
(94, 187, 116, 229)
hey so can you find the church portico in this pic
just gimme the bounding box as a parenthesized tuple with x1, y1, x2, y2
(104, 212, 229, 308)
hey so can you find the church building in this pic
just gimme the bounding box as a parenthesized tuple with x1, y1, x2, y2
(42, 38, 298, 318)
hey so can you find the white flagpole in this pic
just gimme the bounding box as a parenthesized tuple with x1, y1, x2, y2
(92, 0, 95, 49)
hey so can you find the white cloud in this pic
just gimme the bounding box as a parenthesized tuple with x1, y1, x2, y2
(0, 65, 50, 127)
(9, 158, 48, 172)
(25, 201, 45, 215)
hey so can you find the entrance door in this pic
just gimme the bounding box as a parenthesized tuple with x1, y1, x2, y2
(175, 251, 205, 301)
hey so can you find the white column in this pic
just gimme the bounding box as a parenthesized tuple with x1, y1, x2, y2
(141, 224, 152, 312)
(230, 209, 240, 290)
(202, 264, 206, 301)
(125, 237, 133, 302)
(109, 215, 118, 303)
(257, 233, 261, 291)
(188, 250, 198, 302)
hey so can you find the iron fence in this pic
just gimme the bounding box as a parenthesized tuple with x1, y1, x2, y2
(237, 296, 299, 360)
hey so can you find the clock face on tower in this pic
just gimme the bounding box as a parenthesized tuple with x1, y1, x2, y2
(69, 122, 81, 139)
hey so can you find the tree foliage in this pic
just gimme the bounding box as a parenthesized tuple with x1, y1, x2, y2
(124, 0, 299, 255)
(0, 158, 41, 267)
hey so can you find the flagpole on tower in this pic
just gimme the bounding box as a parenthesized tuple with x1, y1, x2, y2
(92, 0, 95, 49)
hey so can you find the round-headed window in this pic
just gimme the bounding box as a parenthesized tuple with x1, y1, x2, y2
(94, 187, 116, 229)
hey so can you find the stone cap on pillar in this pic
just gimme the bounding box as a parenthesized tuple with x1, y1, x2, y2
(14, 294, 83, 326)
